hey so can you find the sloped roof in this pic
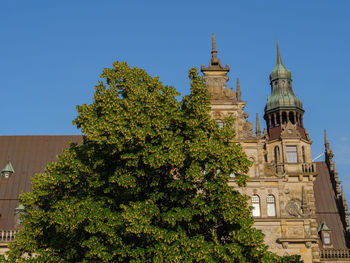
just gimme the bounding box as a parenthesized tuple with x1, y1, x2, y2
(0, 135, 82, 230)
(314, 161, 348, 249)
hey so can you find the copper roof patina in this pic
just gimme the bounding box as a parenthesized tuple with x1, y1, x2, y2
(265, 42, 303, 113)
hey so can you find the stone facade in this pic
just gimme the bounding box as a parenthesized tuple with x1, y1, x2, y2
(201, 35, 350, 262)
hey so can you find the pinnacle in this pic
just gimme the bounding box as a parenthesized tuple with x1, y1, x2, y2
(211, 33, 217, 58)
(276, 40, 283, 65)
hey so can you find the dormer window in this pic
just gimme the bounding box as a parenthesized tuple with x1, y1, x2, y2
(318, 222, 333, 248)
(15, 204, 25, 225)
(1, 162, 15, 178)
(323, 232, 330, 245)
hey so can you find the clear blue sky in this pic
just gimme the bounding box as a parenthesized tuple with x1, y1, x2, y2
(1, 1, 350, 198)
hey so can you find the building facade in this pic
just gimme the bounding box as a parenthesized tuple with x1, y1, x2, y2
(0, 36, 348, 262)
(201, 34, 350, 262)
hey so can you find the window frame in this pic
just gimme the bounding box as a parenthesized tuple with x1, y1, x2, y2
(286, 145, 298, 163)
(267, 194, 276, 217)
(251, 195, 261, 217)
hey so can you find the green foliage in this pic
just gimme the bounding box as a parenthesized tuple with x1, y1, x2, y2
(4, 62, 286, 262)
(281, 255, 304, 263)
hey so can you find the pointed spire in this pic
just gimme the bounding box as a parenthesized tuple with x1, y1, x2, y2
(256, 113, 261, 136)
(325, 129, 329, 149)
(211, 33, 217, 57)
(236, 77, 241, 101)
(276, 40, 283, 65)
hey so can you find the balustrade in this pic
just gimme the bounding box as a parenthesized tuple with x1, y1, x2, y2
(321, 249, 350, 259)
(0, 230, 18, 242)
(301, 163, 316, 174)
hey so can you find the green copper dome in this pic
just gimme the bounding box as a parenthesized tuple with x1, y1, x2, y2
(265, 42, 304, 113)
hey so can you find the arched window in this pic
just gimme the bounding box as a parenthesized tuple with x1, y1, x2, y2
(274, 146, 280, 164)
(276, 112, 281, 126)
(271, 114, 275, 128)
(302, 146, 306, 163)
(267, 195, 276, 217)
(289, 112, 295, 124)
(252, 195, 261, 217)
(282, 112, 287, 124)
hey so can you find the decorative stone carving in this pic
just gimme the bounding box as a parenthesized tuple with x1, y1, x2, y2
(264, 162, 285, 177)
(304, 128, 311, 141)
(204, 76, 235, 100)
(223, 87, 236, 100)
(280, 121, 301, 138)
(213, 111, 222, 119)
(242, 120, 255, 138)
(262, 128, 269, 140)
(287, 226, 304, 237)
(285, 198, 311, 217)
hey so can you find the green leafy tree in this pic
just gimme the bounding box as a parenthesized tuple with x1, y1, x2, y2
(4, 62, 284, 262)
(281, 255, 304, 263)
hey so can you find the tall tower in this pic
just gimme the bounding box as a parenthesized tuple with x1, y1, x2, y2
(261, 43, 319, 262)
(264, 42, 307, 140)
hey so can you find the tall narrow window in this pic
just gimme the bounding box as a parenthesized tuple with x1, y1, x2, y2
(252, 195, 261, 217)
(286, 146, 298, 163)
(274, 146, 280, 164)
(267, 195, 276, 217)
(282, 112, 287, 124)
(302, 146, 306, 163)
(289, 112, 295, 124)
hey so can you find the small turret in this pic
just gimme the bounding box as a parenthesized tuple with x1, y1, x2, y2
(201, 34, 233, 101)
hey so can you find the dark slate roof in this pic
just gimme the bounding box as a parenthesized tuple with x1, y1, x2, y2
(0, 135, 82, 230)
(314, 161, 348, 249)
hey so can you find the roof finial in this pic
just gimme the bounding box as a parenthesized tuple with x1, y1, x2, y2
(256, 113, 261, 136)
(236, 77, 241, 101)
(211, 33, 217, 58)
(277, 40, 283, 65)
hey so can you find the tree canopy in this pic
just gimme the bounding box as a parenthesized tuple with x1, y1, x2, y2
(3, 62, 293, 262)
